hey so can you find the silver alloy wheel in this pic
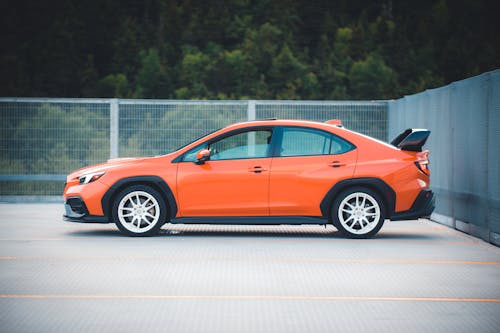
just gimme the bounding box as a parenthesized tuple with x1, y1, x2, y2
(117, 190, 160, 233)
(337, 192, 381, 235)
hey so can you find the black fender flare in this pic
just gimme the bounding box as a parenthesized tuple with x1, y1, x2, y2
(101, 176, 178, 220)
(320, 178, 396, 219)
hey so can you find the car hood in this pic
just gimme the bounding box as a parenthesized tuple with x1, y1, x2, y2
(67, 156, 156, 181)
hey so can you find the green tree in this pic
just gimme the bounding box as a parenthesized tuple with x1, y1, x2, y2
(349, 54, 397, 99)
(80, 55, 99, 97)
(269, 44, 309, 99)
(215, 49, 256, 98)
(242, 22, 284, 91)
(111, 17, 141, 80)
(176, 47, 212, 98)
(135, 48, 171, 98)
(1, 0, 500, 99)
(95, 73, 130, 98)
(316, 27, 355, 99)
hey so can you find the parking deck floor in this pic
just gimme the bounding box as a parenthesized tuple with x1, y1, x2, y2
(0, 204, 499, 332)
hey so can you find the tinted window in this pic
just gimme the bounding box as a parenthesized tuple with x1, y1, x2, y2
(280, 127, 354, 157)
(210, 130, 272, 160)
(330, 134, 356, 155)
(182, 142, 209, 162)
(182, 129, 272, 162)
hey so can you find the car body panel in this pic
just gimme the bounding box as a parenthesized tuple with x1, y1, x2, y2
(65, 155, 178, 216)
(176, 157, 272, 216)
(63, 119, 434, 231)
(269, 150, 357, 216)
(64, 179, 110, 216)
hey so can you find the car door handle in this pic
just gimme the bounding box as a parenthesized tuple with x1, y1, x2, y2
(249, 166, 268, 173)
(329, 161, 346, 168)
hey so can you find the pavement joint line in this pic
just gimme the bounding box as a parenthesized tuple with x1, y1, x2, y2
(0, 238, 480, 245)
(0, 238, 68, 241)
(1, 294, 499, 303)
(1, 256, 498, 265)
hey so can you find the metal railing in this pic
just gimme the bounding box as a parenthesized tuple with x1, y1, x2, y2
(0, 99, 388, 197)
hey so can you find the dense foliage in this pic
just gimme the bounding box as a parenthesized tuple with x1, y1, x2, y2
(1, 0, 499, 99)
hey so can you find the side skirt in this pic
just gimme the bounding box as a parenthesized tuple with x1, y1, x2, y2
(170, 216, 328, 225)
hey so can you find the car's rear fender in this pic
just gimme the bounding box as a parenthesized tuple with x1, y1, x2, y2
(101, 176, 178, 221)
(320, 178, 396, 219)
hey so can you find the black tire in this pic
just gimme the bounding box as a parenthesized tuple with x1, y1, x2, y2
(112, 184, 167, 237)
(331, 187, 386, 239)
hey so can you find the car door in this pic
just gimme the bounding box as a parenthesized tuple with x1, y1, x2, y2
(176, 128, 274, 217)
(269, 126, 357, 216)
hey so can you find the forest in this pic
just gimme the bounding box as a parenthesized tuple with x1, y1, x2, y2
(1, 0, 499, 100)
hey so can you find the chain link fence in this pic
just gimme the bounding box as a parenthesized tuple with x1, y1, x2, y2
(0, 99, 387, 198)
(389, 69, 500, 245)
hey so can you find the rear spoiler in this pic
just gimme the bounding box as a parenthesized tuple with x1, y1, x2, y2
(391, 129, 430, 152)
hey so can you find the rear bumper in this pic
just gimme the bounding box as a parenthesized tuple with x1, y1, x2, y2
(390, 190, 435, 221)
(63, 197, 109, 223)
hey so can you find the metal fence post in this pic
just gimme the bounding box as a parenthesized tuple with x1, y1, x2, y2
(110, 98, 119, 159)
(247, 100, 256, 121)
(247, 100, 256, 153)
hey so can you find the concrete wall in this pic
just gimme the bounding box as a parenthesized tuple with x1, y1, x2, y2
(389, 70, 500, 246)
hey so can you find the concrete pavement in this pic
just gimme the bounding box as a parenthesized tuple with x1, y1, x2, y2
(1, 204, 499, 332)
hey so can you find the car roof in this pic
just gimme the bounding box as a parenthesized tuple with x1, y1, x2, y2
(221, 119, 394, 150)
(224, 119, 342, 131)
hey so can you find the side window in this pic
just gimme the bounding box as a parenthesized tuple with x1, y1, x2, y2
(280, 128, 332, 157)
(280, 127, 355, 157)
(210, 130, 272, 160)
(182, 129, 272, 162)
(330, 134, 356, 155)
(182, 143, 209, 162)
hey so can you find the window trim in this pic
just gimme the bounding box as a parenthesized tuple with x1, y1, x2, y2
(173, 125, 356, 163)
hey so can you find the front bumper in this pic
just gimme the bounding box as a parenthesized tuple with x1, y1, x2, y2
(390, 190, 435, 221)
(63, 197, 109, 223)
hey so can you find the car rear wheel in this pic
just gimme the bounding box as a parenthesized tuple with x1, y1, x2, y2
(112, 185, 166, 236)
(332, 187, 385, 239)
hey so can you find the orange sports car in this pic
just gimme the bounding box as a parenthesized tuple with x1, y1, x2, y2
(63, 119, 434, 238)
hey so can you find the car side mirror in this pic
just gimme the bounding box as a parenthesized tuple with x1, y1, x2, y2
(195, 149, 211, 165)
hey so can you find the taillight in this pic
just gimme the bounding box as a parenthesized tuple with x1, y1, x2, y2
(415, 150, 430, 175)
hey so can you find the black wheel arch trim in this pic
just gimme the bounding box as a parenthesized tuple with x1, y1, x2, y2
(101, 176, 178, 220)
(320, 178, 396, 219)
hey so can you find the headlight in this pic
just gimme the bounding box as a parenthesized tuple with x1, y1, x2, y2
(78, 171, 105, 184)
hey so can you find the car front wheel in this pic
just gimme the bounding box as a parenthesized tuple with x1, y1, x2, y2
(332, 187, 386, 239)
(112, 185, 166, 236)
